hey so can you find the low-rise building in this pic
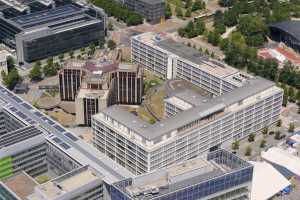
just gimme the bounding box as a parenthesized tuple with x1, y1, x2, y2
(27, 166, 104, 200)
(111, 149, 253, 200)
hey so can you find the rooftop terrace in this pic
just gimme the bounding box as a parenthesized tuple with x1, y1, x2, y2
(33, 166, 102, 199)
(3, 172, 37, 200)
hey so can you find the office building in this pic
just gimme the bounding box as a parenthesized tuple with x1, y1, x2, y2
(59, 60, 85, 101)
(92, 77, 282, 175)
(27, 166, 104, 200)
(0, 59, 257, 200)
(91, 32, 283, 175)
(0, 3, 106, 64)
(123, 0, 165, 23)
(111, 149, 253, 200)
(75, 89, 109, 126)
(0, 83, 134, 184)
(59, 59, 144, 126)
(110, 63, 144, 105)
(131, 32, 251, 96)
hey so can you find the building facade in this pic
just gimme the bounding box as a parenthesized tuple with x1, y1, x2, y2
(59, 61, 85, 101)
(111, 64, 144, 105)
(131, 32, 251, 96)
(123, 0, 165, 23)
(75, 89, 109, 126)
(92, 79, 282, 175)
(0, 4, 106, 64)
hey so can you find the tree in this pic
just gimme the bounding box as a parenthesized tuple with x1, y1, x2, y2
(288, 87, 296, 102)
(277, 119, 282, 127)
(2, 68, 21, 90)
(185, 0, 192, 8)
(92, 0, 143, 26)
(80, 47, 85, 55)
(274, 131, 281, 140)
(107, 40, 117, 50)
(296, 90, 300, 102)
(207, 31, 220, 46)
(6, 56, 15, 71)
(43, 61, 59, 77)
(245, 146, 252, 156)
(260, 140, 266, 148)
(29, 63, 42, 81)
(192, 0, 204, 11)
(248, 133, 255, 142)
(262, 127, 268, 135)
(185, 7, 192, 17)
(149, 118, 156, 124)
(175, 6, 183, 18)
(232, 141, 239, 150)
(108, 21, 113, 31)
(219, 0, 235, 7)
(58, 54, 64, 61)
(195, 19, 206, 35)
(165, 3, 172, 19)
(205, 49, 210, 55)
(283, 95, 288, 107)
(69, 51, 74, 59)
(288, 123, 295, 133)
(237, 15, 267, 46)
(215, 23, 226, 34)
(88, 43, 96, 56)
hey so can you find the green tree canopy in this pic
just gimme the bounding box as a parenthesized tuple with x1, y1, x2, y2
(107, 40, 117, 50)
(29, 63, 42, 81)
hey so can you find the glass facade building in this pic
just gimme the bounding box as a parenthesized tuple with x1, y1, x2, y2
(0, 4, 106, 64)
(110, 150, 253, 200)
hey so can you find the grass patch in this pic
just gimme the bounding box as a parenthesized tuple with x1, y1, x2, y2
(36, 175, 50, 184)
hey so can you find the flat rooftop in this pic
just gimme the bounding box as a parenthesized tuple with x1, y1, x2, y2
(77, 88, 109, 99)
(3, 172, 37, 200)
(98, 77, 276, 143)
(115, 150, 252, 200)
(139, 0, 164, 5)
(133, 32, 238, 78)
(10, 4, 82, 29)
(37, 166, 102, 199)
(157, 39, 238, 78)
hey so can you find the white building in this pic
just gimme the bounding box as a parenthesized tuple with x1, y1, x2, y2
(262, 147, 300, 178)
(0, 50, 10, 74)
(250, 161, 291, 200)
(27, 166, 104, 200)
(131, 32, 251, 96)
(92, 75, 283, 175)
